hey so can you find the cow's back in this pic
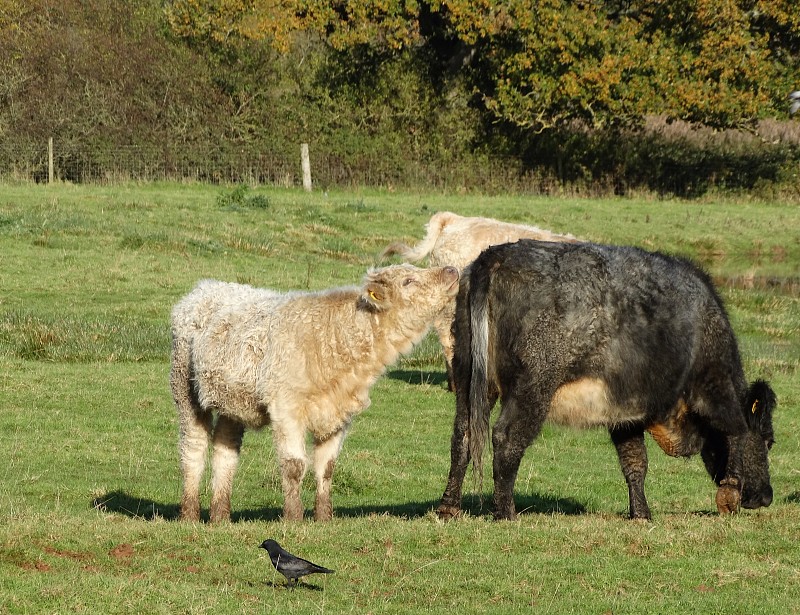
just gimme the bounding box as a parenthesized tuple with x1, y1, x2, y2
(462, 240, 741, 425)
(429, 216, 577, 270)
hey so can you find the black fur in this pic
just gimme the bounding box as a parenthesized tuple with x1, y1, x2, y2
(438, 240, 777, 520)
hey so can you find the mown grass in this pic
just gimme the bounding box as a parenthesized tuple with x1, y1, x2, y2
(0, 183, 799, 614)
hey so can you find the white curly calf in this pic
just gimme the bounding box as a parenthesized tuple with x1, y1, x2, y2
(171, 264, 459, 522)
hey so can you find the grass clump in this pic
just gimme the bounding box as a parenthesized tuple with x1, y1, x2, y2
(216, 184, 271, 210)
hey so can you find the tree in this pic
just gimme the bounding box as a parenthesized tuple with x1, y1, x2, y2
(167, 0, 798, 130)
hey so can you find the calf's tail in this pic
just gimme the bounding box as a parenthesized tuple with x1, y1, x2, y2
(467, 261, 493, 490)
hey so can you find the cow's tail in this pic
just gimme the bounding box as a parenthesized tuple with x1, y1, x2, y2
(379, 211, 453, 263)
(467, 260, 493, 493)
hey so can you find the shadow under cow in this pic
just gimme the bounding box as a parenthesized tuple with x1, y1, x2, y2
(92, 490, 586, 522)
(386, 368, 450, 388)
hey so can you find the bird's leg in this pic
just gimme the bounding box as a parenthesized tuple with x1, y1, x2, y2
(313, 426, 348, 522)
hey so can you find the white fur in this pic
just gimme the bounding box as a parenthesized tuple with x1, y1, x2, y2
(171, 264, 459, 522)
(381, 212, 580, 385)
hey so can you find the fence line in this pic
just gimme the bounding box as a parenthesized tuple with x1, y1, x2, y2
(0, 142, 564, 192)
(1, 140, 797, 197)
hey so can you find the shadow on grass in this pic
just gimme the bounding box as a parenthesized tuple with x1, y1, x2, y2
(386, 369, 449, 388)
(93, 490, 586, 522)
(785, 491, 800, 504)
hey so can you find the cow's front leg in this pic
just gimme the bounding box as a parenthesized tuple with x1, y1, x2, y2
(312, 427, 348, 522)
(209, 415, 245, 522)
(609, 424, 651, 520)
(274, 418, 308, 521)
(715, 434, 745, 515)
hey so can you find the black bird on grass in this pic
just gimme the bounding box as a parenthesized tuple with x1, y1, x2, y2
(259, 539, 334, 588)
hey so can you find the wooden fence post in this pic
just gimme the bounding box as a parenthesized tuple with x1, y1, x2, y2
(301, 143, 312, 192)
(48, 137, 54, 184)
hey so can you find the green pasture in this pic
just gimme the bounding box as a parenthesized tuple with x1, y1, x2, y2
(1, 183, 798, 614)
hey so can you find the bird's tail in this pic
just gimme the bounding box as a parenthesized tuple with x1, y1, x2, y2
(312, 564, 335, 574)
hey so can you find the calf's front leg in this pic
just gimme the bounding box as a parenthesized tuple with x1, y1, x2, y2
(312, 427, 348, 521)
(273, 418, 308, 521)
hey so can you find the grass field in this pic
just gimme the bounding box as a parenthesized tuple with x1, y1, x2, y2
(1, 183, 799, 614)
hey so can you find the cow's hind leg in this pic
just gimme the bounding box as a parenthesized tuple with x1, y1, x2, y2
(209, 415, 245, 523)
(312, 427, 348, 522)
(438, 388, 499, 519)
(609, 425, 651, 520)
(437, 393, 472, 519)
(491, 394, 546, 521)
(273, 417, 308, 521)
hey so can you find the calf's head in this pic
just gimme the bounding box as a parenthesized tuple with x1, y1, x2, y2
(701, 380, 777, 509)
(360, 264, 459, 315)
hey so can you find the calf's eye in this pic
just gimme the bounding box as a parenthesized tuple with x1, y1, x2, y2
(403, 277, 416, 287)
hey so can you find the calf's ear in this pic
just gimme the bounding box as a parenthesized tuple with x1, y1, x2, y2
(360, 280, 392, 311)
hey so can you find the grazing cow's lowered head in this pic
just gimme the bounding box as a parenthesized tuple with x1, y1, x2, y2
(701, 380, 777, 510)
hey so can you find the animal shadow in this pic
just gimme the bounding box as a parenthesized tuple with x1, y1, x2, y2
(785, 491, 800, 505)
(93, 490, 181, 520)
(387, 368, 449, 388)
(253, 580, 326, 592)
(93, 491, 585, 522)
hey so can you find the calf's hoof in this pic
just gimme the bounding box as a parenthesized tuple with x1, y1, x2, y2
(314, 506, 333, 522)
(715, 479, 741, 515)
(436, 504, 461, 520)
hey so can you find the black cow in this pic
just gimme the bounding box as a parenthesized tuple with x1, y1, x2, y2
(437, 240, 777, 520)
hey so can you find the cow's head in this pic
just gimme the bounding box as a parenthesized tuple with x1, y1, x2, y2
(701, 380, 777, 509)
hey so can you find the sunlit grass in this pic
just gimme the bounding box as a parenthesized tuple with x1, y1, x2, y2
(0, 183, 798, 614)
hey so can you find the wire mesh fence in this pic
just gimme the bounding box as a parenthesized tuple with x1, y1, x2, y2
(0, 142, 566, 194)
(1, 137, 798, 198)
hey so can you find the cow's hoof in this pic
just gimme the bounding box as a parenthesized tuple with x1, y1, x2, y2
(715, 479, 741, 515)
(436, 505, 461, 520)
(492, 511, 517, 522)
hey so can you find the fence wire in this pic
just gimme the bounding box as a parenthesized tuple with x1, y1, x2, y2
(1, 141, 798, 198)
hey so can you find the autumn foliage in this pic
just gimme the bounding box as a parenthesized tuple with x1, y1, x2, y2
(1, 0, 798, 194)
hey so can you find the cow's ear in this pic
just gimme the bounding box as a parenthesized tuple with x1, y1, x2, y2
(361, 280, 391, 311)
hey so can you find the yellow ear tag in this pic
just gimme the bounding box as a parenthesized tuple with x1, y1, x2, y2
(751, 400, 758, 414)
(369, 290, 380, 301)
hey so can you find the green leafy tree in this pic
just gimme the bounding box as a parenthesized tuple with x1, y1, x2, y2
(171, 0, 798, 130)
